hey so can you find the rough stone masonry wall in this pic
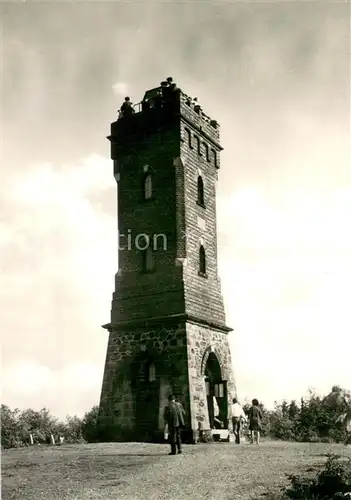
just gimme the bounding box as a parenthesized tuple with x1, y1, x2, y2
(186, 322, 236, 431)
(99, 322, 190, 439)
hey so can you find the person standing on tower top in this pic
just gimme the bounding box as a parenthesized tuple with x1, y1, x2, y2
(167, 76, 177, 92)
(192, 97, 202, 113)
(119, 97, 134, 118)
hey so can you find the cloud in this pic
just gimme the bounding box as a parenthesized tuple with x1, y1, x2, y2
(1, 154, 116, 387)
(10, 154, 113, 202)
(2, 361, 101, 396)
(218, 187, 351, 256)
(3, 362, 55, 396)
(2, 361, 102, 417)
(4, 154, 116, 287)
(112, 81, 129, 97)
(218, 187, 351, 406)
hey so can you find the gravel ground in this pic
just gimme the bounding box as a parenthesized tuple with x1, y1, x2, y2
(2, 441, 350, 500)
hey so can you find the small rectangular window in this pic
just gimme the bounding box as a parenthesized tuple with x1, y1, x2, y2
(195, 136, 202, 155)
(148, 363, 156, 382)
(204, 143, 210, 162)
(214, 384, 224, 398)
(144, 174, 152, 200)
(185, 128, 193, 149)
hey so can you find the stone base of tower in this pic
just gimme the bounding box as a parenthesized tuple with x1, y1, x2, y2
(98, 315, 236, 444)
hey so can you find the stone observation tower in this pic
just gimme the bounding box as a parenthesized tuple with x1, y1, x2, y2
(98, 78, 237, 443)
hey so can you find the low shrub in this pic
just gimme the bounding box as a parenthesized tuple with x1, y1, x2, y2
(283, 455, 351, 499)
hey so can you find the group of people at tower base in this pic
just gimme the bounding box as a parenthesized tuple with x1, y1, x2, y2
(163, 395, 262, 456)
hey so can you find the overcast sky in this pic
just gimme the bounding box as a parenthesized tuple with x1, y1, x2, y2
(1, 1, 350, 418)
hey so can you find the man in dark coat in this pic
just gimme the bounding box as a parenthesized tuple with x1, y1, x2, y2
(164, 394, 185, 455)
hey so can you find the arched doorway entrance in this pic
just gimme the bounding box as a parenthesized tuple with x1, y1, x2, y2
(204, 352, 229, 429)
(134, 357, 160, 441)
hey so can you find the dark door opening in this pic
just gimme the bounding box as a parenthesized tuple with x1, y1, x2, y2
(135, 361, 160, 441)
(204, 352, 228, 429)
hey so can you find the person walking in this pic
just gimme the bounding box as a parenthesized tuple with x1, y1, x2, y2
(164, 394, 185, 455)
(248, 398, 263, 444)
(230, 398, 246, 444)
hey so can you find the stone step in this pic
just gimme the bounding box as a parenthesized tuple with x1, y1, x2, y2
(211, 429, 230, 441)
(211, 430, 247, 443)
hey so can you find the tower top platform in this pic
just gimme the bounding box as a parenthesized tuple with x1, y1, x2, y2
(109, 78, 221, 150)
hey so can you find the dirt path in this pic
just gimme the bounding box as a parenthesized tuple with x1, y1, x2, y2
(2, 441, 350, 500)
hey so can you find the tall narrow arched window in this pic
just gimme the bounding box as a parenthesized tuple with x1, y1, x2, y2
(142, 246, 154, 272)
(199, 245, 206, 275)
(197, 176, 204, 206)
(143, 173, 152, 200)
